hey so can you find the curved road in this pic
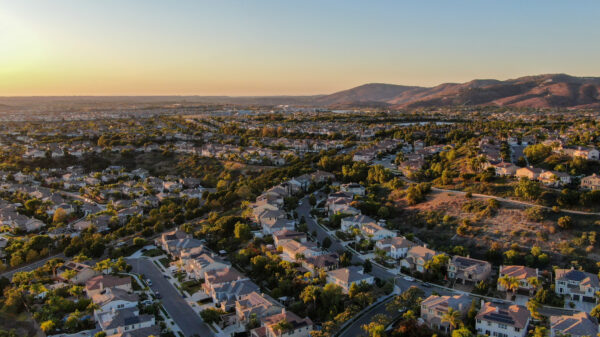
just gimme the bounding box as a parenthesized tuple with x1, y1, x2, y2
(296, 193, 582, 337)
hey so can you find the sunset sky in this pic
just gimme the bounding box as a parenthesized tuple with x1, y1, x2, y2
(1, 0, 600, 96)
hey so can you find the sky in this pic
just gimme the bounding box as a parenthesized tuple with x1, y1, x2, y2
(1, 1, 599, 96)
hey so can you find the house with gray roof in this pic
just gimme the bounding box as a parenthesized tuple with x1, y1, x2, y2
(550, 311, 599, 337)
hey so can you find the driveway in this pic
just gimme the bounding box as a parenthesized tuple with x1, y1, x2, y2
(128, 257, 215, 337)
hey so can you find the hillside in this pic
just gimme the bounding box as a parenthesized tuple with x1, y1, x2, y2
(318, 74, 600, 109)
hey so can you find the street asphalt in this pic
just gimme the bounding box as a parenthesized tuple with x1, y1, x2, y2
(128, 257, 215, 337)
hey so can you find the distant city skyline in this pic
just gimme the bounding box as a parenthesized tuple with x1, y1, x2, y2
(1, 0, 600, 96)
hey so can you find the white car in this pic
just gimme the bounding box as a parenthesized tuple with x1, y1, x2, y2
(146, 279, 152, 286)
(403, 276, 415, 282)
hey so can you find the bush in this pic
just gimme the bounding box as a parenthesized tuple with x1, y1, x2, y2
(557, 216, 573, 229)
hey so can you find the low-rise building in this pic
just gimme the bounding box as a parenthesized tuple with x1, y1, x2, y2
(326, 266, 374, 293)
(476, 302, 530, 337)
(581, 174, 600, 190)
(448, 256, 492, 284)
(375, 236, 415, 259)
(85, 275, 132, 297)
(236, 291, 283, 327)
(340, 214, 375, 232)
(360, 222, 395, 241)
(340, 183, 366, 196)
(96, 307, 155, 336)
(555, 268, 600, 303)
(421, 294, 472, 333)
(400, 246, 436, 273)
(550, 311, 599, 337)
(497, 265, 539, 294)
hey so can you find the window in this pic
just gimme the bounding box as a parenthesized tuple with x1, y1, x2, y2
(498, 324, 507, 329)
(514, 327, 520, 332)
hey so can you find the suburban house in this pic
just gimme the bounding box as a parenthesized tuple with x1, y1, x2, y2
(301, 253, 339, 274)
(401, 246, 437, 273)
(186, 253, 231, 280)
(85, 275, 132, 297)
(562, 146, 600, 161)
(279, 240, 322, 260)
(60, 261, 100, 285)
(581, 174, 600, 190)
(96, 307, 156, 336)
(550, 312, 599, 337)
(555, 268, 600, 303)
(375, 236, 415, 259)
(353, 151, 375, 163)
(340, 214, 376, 232)
(326, 197, 360, 216)
(273, 229, 307, 246)
(360, 222, 395, 241)
(326, 266, 374, 293)
(448, 256, 492, 284)
(497, 265, 539, 294)
(340, 183, 366, 196)
(91, 288, 139, 313)
(204, 267, 260, 308)
(515, 167, 544, 180)
(538, 171, 571, 187)
(156, 229, 191, 253)
(492, 162, 519, 177)
(476, 302, 530, 337)
(260, 309, 314, 337)
(421, 294, 472, 333)
(236, 291, 283, 326)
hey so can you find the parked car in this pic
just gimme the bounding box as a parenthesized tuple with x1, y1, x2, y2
(403, 276, 415, 282)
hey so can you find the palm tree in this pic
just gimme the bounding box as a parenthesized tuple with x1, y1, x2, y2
(441, 308, 462, 332)
(498, 275, 519, 299)
(527, 276, 541, 295)
(46, 258, 64, 279)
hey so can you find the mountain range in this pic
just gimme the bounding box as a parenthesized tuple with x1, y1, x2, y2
(1, 74, 599, 111)
(316, 74, 600, 109)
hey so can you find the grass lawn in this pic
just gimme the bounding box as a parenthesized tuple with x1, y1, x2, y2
(181, 279, 204, 294)
(159, 257, 171, 268)
(143, 248, 165, 257)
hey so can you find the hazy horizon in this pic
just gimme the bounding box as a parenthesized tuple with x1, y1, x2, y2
(2, 0, 600, 96)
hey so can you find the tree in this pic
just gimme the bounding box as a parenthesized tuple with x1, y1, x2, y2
(94, 332, 107, 337)
(498, 275, 519, 298)
(45, 258, 64, 278)
(531, 326, 548, 337)
(234, 222, 252, 241)
(309, 194, 317, 206)
(363, 259, 372, 273)
(386, 286, 425, 313)
(441, 308, 462, 331)
(200, 308, 225, 324)
(300, 285, 321, 310)
(557, 216, 573, 229)
(40, 320, 55, 333)
(53, 207, 68, 224)
(361, 321, 385, 337)
(272, 319, 293, 336)
(527, 298, 542, 320)
(322, 237, 332, 249)
(514, 178, 542, 201)
(523, 144, 552, 164)
(451, 326, 474, 337)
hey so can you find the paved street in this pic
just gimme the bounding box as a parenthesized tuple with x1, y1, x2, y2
(128, 257, 215, 337)
(1, 253, 64, 279)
